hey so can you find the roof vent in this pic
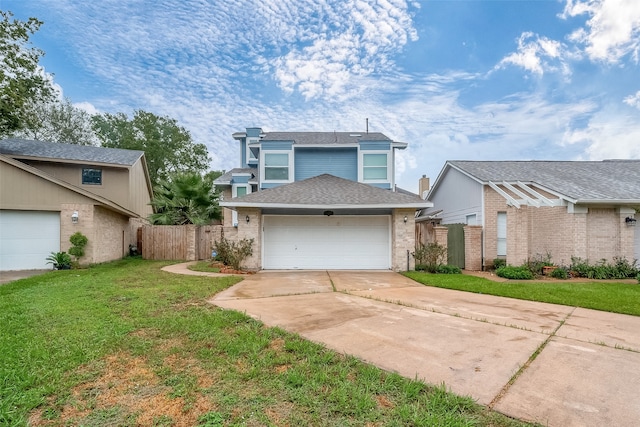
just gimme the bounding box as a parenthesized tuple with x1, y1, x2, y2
(349, 134, 361, 137)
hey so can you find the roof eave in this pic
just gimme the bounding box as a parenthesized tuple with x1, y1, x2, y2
(220, 201, 433, 209)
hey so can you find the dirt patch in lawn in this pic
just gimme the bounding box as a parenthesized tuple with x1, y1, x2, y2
(28, 349, 216, 426)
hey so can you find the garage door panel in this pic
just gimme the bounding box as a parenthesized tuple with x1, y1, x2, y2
(0, 211, 60, 270)
(263, 215, 390, 269)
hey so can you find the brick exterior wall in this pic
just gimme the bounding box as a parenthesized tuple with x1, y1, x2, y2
(482, 186, 635, 267)
(433, 226, 448, 249)
(464, 225, 483, 271)
(393, 208, 416, 271)
(61, 203, 131, 265)
(235, 207, 261, 271)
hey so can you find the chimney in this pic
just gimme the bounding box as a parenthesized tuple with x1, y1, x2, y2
(419, 175, 430, 199)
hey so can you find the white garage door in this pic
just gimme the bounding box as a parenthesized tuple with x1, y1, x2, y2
(263, 215, 390, 269)
(0, 211, 60, 270)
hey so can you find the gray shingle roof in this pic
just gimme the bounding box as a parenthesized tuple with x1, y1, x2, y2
(259, 131, 393, 145)
(448, 160, 640, 201)
(213, 168, 258, 185)
(0, 138, 144, 166)
(221, 174, 430, 208)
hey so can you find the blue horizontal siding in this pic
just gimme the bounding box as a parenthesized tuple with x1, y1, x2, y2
(295, 148, 357, 181)
(369, 182, 392, 189)
(262, 141, 293, 150)
(360, 141, 390, 150)
(231, 175, 250, 184)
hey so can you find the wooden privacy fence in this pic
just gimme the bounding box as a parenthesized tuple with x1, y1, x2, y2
(141, 225, 224, 261)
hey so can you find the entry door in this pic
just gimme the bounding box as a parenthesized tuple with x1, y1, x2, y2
(263, 215, 390, 269)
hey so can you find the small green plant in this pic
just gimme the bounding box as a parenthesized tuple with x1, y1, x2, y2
(492, 258, 506, 270)
(68, 231, 88, 263)
(495, 265, 534, 280)
(637, 272, 640, 284)
(213, 236, 254, 270)
(45, 251, 72, 270)
(526, 252, 554, 276)
(550, 267, 569, 279)
(412, 243, 447, 273)
(435, 264, 462, 274)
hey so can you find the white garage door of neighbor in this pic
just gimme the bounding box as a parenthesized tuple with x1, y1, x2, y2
(0, 211, 60, 270)
(263, 215, 391, 269)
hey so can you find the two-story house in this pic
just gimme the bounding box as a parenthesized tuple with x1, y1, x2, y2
(214, 128, 432, 271)
(0, 138, 153, 271)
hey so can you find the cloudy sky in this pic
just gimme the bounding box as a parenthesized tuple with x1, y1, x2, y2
(7, 0, 640, 192)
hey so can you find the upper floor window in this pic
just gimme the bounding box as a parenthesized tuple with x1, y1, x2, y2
(82, 168, 102, 185)
(264, 153, 289, 180)
(363, 153, 387, 180)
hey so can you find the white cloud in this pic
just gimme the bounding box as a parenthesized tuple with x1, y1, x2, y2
(562, 0, 640, 63)
(497, 32, 570, 76)
(623, 90, 640, 108)
(563, 114, 640, 160)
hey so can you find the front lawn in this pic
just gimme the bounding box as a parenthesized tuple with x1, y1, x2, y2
(1, 258, 532, 426)
(404, 271, 640, 316)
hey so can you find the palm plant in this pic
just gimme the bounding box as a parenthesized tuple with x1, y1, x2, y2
(148, 172, 221, 225)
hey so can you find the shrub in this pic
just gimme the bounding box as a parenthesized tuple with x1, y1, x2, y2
(213, 237, 254, 270)
(46, 251, 72, 270)
(412, 243, 447, 273)
(637, 273, 640, 284)
(68, 231, 88, 262)
(435, 264, 462, 274)
(550, 267, 569, 280)
(495, 265, 534, 280)
(492, 258, 506, 270)
(526, 252, 554, 276)
(570, 256, 639, 280)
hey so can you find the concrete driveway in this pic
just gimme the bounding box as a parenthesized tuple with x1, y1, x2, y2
(210, 270, 640, 427)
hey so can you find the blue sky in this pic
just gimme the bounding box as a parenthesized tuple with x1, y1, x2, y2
(6, 0, 640, 192)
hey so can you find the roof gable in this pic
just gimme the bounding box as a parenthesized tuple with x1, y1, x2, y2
(0, 138, 144, 167)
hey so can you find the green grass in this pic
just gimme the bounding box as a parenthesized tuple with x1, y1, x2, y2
(404, 271, 640, 316)
(0, 258, 533, 426)
(187, 260, 221, 273)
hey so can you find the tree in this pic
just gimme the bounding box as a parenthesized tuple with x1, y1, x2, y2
(0, 11, 57, 137)
(13, 98, 98, 145)
(92, 110, 210, 186)
(149, 172, 221, 225)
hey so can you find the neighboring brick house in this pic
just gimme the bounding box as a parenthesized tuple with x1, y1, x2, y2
(214, 128, 432, 271)
(0, 139, 153, 270)
(418, 160, 640, 270)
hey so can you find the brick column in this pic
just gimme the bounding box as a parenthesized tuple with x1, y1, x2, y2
(464, 225, 483, 271)
(433, 226, 448, 250)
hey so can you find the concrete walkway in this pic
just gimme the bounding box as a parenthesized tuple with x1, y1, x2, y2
(167, 264, 639, 426)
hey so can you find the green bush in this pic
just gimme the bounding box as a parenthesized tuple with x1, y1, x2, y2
(435, 264, 462, 274)
(213, 237, 254, 270)
(495, 265, 534, 280)
(570, 256, 639, 280)
(550, 267, 569, 280)
(45, 251, 72, 270)
(492, 258, 506, 270)
(412, 243, 447, 273)
(526, 252, 554, 276)
(68, 231, 88, 262)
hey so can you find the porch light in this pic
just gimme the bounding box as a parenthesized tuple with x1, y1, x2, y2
(625, 217, 636, 226)
(403, 215, 408, 223)
(245, 215, 250, 223)
(71, 211, 79, 224)
(324, 210, 334, 217)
